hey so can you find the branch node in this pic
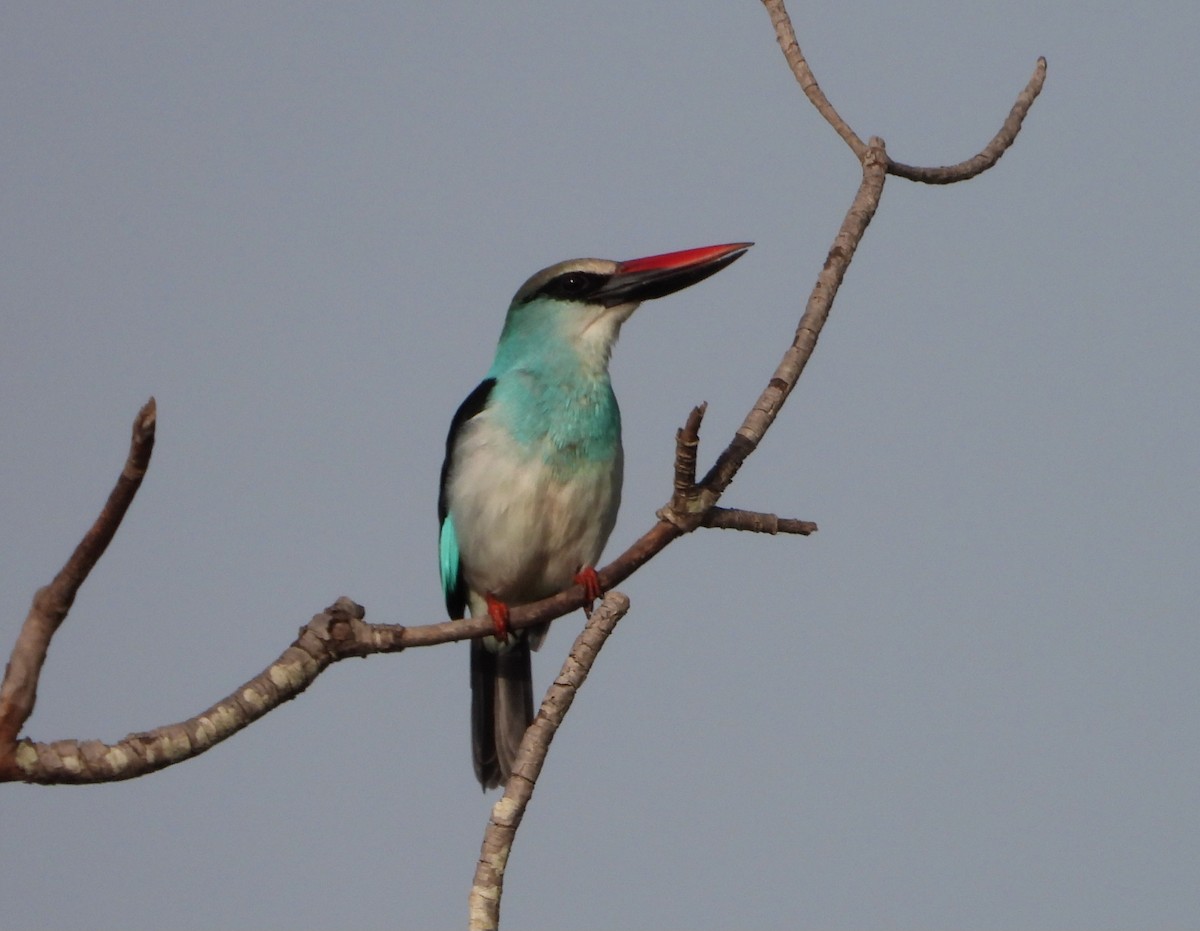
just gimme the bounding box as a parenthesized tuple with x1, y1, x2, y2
(659, 402, 721, 532)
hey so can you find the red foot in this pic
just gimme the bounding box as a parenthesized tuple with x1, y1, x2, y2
(573, 565, 604, 608)
(485, 593, 511, 644)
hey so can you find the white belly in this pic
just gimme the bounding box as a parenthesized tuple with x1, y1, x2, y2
(446, 416, 622, 606)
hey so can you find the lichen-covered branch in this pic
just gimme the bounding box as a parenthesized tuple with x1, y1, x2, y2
(0, 399, 156, 760)
(5, 598, 409, 783)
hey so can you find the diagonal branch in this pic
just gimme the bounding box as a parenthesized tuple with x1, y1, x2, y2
(3, 597, 409, 783)
(698, 140, 888, 500)
(0, 398, 156, 753)
(761, 0, 866, 157)
(469, 591, 630, 931)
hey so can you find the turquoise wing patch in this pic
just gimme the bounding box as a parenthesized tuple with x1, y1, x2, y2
(439, 515, 465, 618)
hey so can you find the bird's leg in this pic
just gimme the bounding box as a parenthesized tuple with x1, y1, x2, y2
(573, 565, 604, 616)
(484, 593, 511, 644)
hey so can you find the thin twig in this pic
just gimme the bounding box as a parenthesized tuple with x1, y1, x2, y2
(659, 403, 709, 531)
(703, 507, 817, 535)
(761, 0, 865, 157)
(887, 57, 1047, 183)
(0, 399, 156, 757)
(673, 403, 706, 501)
(761, 0, 1045, 187)
(468, 592, 630, 931)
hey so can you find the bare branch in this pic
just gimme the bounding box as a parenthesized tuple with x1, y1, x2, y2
(1, 140, 894, 787)
(0, 489, 658, 785)
(5, 598, 406, 783)
(653, 142, 887, 539)
(887, 57, 1048, 183)
(0, 525, 655, 785)
(761, 0, 1046, 186)
(0, 399, 156, 757)
(700, 139, 889, 497)
(5, 0, 1046, 792)
(2, 490, 804, 784)
(469, 592, 630, 931)
(761, 0, 866, 157)
(703, 507, 817, 535)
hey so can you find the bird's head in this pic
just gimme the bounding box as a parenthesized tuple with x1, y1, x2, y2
(491, 242, 752, 376)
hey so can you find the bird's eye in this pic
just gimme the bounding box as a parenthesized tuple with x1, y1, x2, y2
(557, 273, 589, 295)
(526, 270, 608, 303)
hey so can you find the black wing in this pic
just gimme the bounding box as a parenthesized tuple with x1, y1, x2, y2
(438, 378, 496, 618)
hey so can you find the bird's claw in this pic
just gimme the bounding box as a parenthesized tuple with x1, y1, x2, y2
(485, 593, 511, 644)
(573, 565, 604, 609)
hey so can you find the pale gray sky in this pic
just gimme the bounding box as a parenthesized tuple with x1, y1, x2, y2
(2, 2, 1197, 928)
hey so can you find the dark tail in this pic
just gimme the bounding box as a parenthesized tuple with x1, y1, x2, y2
(471, 637, 534, 789)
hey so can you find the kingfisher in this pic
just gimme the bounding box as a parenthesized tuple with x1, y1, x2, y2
(439, 242, 751, 789)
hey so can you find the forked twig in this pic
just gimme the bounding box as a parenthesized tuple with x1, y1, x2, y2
(762, 0, 1046, 186)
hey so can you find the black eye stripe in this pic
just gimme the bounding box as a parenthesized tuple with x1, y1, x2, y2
(526, 271, 610, 303)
